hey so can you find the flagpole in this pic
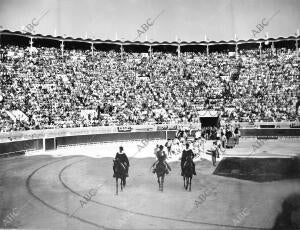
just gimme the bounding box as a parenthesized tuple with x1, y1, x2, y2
(265, 32, 269, 45)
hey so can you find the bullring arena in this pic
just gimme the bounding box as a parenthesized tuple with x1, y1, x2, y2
(1, 126, 300, 230)
(1, 0, 300, 229)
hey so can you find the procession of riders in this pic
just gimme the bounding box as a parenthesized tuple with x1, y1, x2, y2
(113, 127, 228, 180)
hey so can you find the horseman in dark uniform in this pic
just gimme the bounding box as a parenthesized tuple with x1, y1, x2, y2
(152, 145, 171, 174)
(181, 143, 196, 176)
(113, 146, 129, 177)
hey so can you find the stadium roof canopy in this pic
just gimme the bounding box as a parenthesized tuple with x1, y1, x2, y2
(1, 30, 299, 47)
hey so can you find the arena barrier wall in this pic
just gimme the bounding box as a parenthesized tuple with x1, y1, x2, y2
(1, 128, 299, 157)
(0, 130, 177, 156)
(0, 123, 182, 143)
(240, 128, 300, 137)
(0, 139, 43, 157)
(55, 131, 175, 147)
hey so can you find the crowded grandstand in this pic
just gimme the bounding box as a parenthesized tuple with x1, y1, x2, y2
(0, 31, 299, 133)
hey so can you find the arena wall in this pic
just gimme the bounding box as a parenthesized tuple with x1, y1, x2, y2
(0, 130, 177, 157)
(1, 128, 300, 157)
(55, 131, 175, 147)
(0, 139, 43, 156)
(240, 128, 300, 137)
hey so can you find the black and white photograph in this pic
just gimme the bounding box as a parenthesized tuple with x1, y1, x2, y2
(0, 0, 300, 229)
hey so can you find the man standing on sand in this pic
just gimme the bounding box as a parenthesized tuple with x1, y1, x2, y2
(165, 139, 172, 157)
(195, 129, 201, 140)
(211, 141, 219, 166)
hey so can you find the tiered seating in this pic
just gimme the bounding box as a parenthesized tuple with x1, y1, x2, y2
(0, 45, 299, 132)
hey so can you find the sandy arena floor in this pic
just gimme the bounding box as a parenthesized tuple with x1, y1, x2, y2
(0, 138, 300, 230)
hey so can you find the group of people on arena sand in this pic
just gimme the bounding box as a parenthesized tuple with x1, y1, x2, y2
(112, 125, 239, 177)
(151, 142, 197, 176)
(112, 142, 197, 178)
(112, 128, 207, 178)
(112, 139, 199, 177)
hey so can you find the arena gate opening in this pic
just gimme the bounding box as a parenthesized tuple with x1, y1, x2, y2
(198, 110, 220, 127)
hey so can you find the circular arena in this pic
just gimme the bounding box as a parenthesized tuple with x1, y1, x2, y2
(1, 0, 300, 229)
(1, 130, 300, 230)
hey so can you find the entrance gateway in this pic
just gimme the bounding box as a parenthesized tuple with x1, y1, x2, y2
(198, 110, 220, 127)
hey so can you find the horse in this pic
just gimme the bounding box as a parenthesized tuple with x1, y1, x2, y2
(113, 158, 127, 195)
(154, 161, 168, 192)
(182, 155, 194, 191)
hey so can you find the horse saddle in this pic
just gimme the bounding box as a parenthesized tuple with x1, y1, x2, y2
(114, 160, 127, 170)
(120, 162, 128, 170)
(183, 159, 192, 168)
(155, 161, 168, 174)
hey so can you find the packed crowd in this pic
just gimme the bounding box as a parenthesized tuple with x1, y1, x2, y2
(161, 125, 238, 167)
(0, 43, 299, 132)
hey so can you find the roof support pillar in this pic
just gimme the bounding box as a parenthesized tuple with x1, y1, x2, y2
(259, 42, 262, 59)
(60, 41, 64, 57)
(91, 43, 94, 57)
(177, 44, 181, 58)
(148, 45, 152, 58)
(29, 37, 33, 56)
(296, 39, 299, 58)
(206, 45, 209, 57)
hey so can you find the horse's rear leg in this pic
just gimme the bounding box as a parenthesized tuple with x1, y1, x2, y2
(157, 177, 161, 191)
(116, 178, 118, 195)
(121, 178, 125, 190)
(123, 178, 126, 187)
(161, 175, 164, 192)
(189, 177, 192, 192)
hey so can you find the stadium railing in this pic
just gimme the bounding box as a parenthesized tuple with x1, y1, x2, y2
(1, 122, 299, 157)
(239, 121, 300, 128)
(0, 123, 189, 156)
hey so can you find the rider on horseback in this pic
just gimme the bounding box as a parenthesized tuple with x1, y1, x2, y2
(113, 146, 130, 177)
(181, 143, 196, 176)
(152, 145, 171, 174)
